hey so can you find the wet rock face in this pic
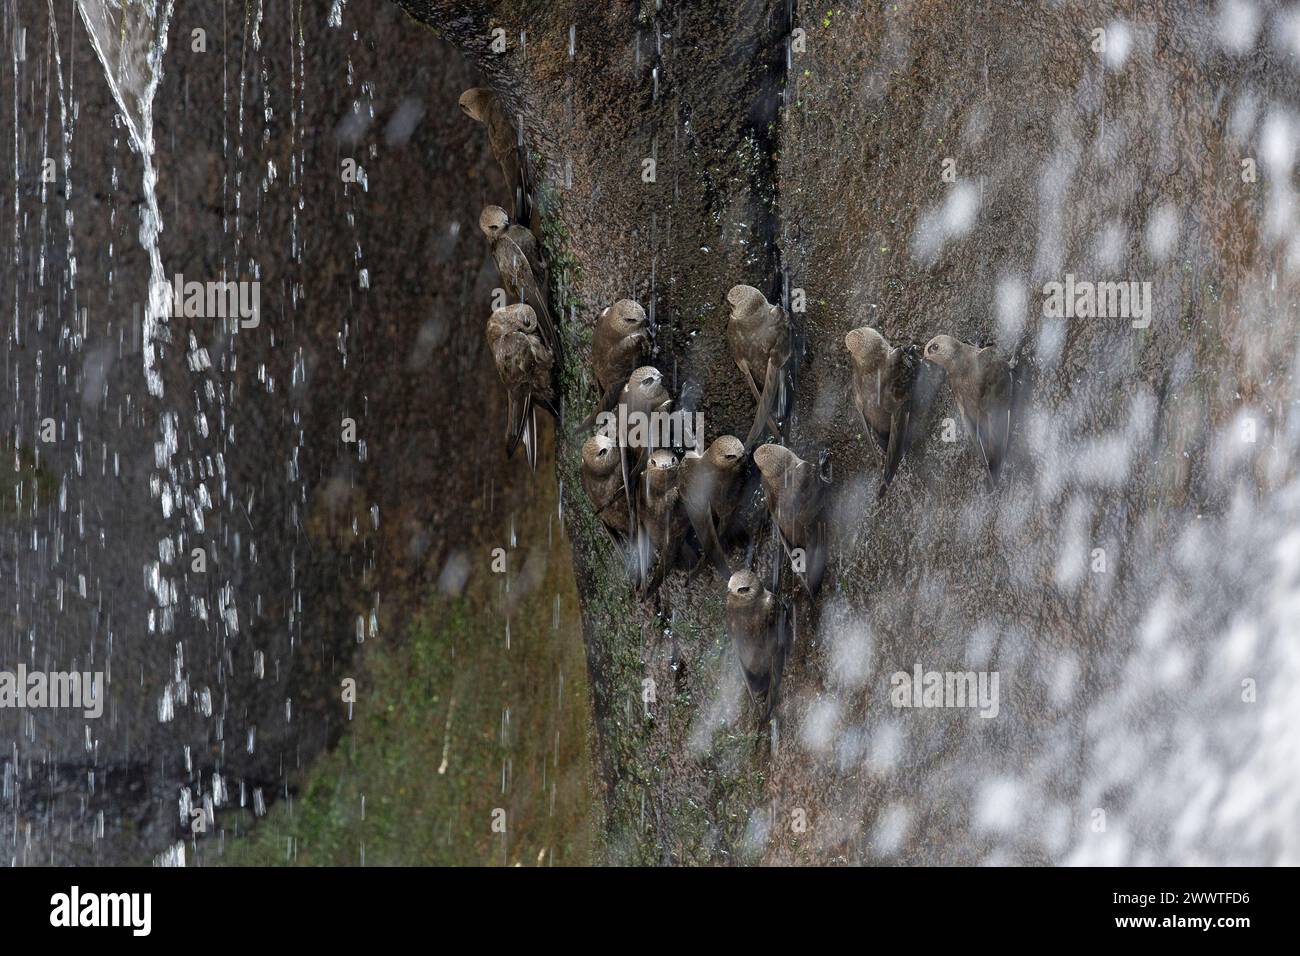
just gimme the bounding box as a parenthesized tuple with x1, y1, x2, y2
(7, 0, 1296, 867)
(2, 1, 561, 864)
(405, 0, 1300, 865)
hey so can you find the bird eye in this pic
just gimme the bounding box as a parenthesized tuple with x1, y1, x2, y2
(598, 448, 607, 456)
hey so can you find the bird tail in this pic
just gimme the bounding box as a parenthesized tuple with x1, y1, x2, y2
(515, 141, 540, 236)
(744, 358, 787, 451)
(505, 392, 538, 472)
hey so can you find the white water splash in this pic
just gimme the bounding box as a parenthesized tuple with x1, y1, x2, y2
(75, 0, 174, 397)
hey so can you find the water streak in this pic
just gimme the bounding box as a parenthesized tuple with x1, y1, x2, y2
(75, 0, 174, 397)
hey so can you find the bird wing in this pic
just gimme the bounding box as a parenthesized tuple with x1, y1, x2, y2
(522, 401, 540, 471)
(743, 356, 787, 450)
(974, 363, 1013, 485)
(508, 225, 547, 285)
(504, 388, 536, 471)
(881, 401, 912, 496)
(761, 598, 791, 721)
(880, 354, 943, 497)
(769, 505, 821, 599)
(793, 466, 828, 594)
(619, 445, 642, 583)
(590, 478, 630, 523)
(486, 105, 534, 228)
(515, 144, 538, 234)
(496, 234, 558, 354)
(682, 479, 730, 576)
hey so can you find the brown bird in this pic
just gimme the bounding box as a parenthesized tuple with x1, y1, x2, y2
(576, 299, 652, 435)
(581, 433, 631, 541)
(618, 365, 674, 463)
(845, 326, 944, 498)
(680, 435, 747, 575)
(637, 449, 689, 594)
(752, 444, 830, 595)
(923, 334, 1013, 487)
(725, 569, 791, 722)
(480, 205, 557, 354)
(458, 87, 535, 227)
(727, 284, 792, 450)
(601, 365, 675, 550)
(486, 303, 555, 471)
(594, 299, 652, 399)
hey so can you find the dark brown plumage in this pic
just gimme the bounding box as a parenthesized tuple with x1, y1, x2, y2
(593, 299, 652, 397)
(845, 326, 944, 498)
(581, 433, 631, 540)
(459, 88, 535, 228)
(637, 449, 688, 594)
(725, 569, 791, 721)
(576, 299, 653, 434)
(486, 303, 554, 470)
(680, 435, 747, 575)
(480, 205, 557, 355)
(752, 443, 830, 595)
(726, 284, 792, 450)
(924, 334, 1013, 487)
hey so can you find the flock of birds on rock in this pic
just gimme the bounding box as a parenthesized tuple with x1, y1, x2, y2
(460, 86, 1015, 722)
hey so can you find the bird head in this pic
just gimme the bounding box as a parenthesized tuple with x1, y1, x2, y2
(513, 303, 539, 334)
(479, 205, 510, 239)
(458, 88, 487, 122)
(845, 326, 887, 367)
(629, 365, 662, 394)
(649, 449, 679, 472)
(726, 284, 767, 319)
(924, 334, 961, 368)
(707, 435, 746, 469)
(581, 434, 618, 474)
(727, 569, 762, 601)
(607, 299, 647, 331)
(752, 442, 796, 480)
(489, 302, 536, 333)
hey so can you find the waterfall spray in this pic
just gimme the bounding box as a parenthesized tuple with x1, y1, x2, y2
(75, 0, 175, 398)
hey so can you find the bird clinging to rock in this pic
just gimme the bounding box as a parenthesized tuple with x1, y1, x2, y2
(752, 443, 830, 595)
(637, 449, 689, 595)
(604, 365, 675, 549)
(680, 435, 747, 576)
(618, 365, 674, 459)
(458, 88, 535, 228)
(845, 326, 944, 499)
(486, 303, 555, 471)
(581, 299, 652, 431)
(923, 334, 1013, 488)
(480, 205, 557, 355)
(594, 300, 653, 395)
(725, 569, 791, 723)
(726, 284, 793, 450)
(581, 433, 632, 542)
